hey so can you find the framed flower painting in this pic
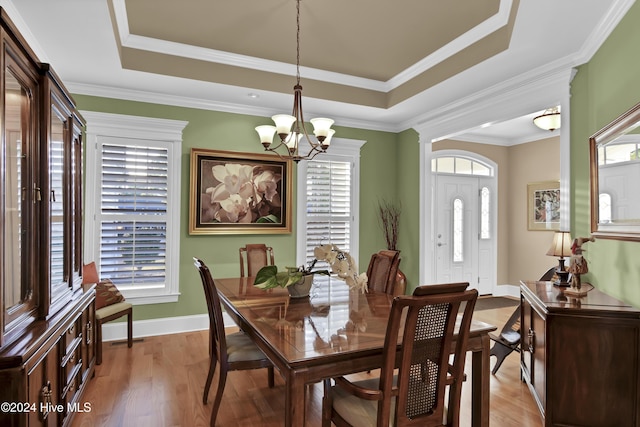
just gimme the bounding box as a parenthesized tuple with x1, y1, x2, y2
(189, 148, 292, 234)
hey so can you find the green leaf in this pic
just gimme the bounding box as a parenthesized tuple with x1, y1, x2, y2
(253, 265, 303, 288)
(276, 271, 303, 287)
(254, 265, 279, 289)
(256, 214, 280, 223)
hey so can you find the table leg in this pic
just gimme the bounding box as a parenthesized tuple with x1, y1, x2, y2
(471, 333, 491, 427)
(285, 372, 306, 427)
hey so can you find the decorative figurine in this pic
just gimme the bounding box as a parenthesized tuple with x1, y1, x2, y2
(569, 236, 595, 290)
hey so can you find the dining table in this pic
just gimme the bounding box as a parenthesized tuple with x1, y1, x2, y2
(215, 275, 497, 427)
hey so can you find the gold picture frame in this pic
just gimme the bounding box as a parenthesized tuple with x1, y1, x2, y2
(527, 181, 560, 231)
(189, 148, 292, 235)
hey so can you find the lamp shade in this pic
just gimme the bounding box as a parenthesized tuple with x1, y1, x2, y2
(546, 231, 572, 258)
(255, 125, 276, 146)
(271, 114, 296, 135)
(310, 118, 334, 137)
(533, 107, 561, 131)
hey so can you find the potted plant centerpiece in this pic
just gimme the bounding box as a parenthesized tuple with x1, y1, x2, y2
(254, 244, 368, 297)
(254, 259, 329, 298)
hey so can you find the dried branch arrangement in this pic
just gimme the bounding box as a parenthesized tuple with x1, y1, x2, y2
(378, 199, 401, 251)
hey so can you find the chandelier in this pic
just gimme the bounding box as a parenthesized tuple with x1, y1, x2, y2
(533, 106, 561, 131)
(255, 0, 334, 162)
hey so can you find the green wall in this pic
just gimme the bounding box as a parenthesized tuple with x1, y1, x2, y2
(75, 95, 410, 321)
(570, 1, 640, 305)
(74, 0, 640, 321)
(396, 128, 421, 292)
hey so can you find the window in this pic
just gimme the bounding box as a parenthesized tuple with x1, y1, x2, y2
(480, 186, 490, 239)
(83, 112, 187, 304)
(431, 156, 493, 176)
(296, 139, 365, 273)
(453, 198, 463, 262)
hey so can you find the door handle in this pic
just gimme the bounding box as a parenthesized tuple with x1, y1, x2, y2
(437, 242, 447, 247)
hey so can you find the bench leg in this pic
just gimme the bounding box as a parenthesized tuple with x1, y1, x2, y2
(127, 309, 133, 348)
(96, 320, 103, 365)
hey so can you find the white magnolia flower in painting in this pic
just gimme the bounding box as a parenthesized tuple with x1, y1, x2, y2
(209, 163, 254, 204)
(216, 194, 252, 223)
(201, 162, 284, 225)
(252, 169, 279, 203)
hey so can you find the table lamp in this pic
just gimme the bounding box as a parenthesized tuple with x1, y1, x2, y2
(546, 231, 572, 286)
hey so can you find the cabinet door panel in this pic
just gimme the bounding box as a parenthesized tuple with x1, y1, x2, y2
(27, 344, 60, 427)
(531, 306, 545, 411)
(2, 45, 39, 340)
(549, 317, 640, 426)
(48, 101, 68, 305)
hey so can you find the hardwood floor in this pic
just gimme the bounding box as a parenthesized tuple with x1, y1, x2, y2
(71, 300, 543, 427)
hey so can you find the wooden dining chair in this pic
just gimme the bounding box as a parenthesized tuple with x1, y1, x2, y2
(193, 257, 275, 425)
(239, 244, 275, 277)
(322, 282, 478, 427)
(366, 250, 403, 295)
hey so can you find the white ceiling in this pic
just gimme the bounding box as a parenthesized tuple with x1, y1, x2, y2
(2, 0, 635, 144)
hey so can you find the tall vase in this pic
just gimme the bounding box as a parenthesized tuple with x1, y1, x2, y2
(393, 250, 407, 296)
(288, 275, 313, 298)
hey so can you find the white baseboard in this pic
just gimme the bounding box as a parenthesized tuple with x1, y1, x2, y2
(101, 312, 236, 342)
(491, 283, 520, 299)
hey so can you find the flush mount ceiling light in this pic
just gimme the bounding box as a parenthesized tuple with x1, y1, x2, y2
(255, 0, 334, 163)
(533, 106, 561, 131)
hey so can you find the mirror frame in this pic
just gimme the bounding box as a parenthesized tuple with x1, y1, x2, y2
(590, 101, 640, 241)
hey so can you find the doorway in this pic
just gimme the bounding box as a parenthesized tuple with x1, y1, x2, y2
(431, 153, 496, 294)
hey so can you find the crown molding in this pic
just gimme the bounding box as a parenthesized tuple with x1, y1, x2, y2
(67, 81, 401, 133)
(409, 60, 574, 138)
(111, 0, 512, 93)
(388, 0, 513, 89)
(573, 0, 636, 64)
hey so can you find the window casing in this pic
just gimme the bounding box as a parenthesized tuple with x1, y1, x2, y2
(296, 139, 365, 274)
(83, 112, 187, 304)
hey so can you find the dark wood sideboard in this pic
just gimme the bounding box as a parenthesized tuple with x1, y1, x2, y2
(521, 280, 640, 427)
(0, 8, 94, 426)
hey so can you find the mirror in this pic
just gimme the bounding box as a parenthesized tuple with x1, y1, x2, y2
(590, 102, 640, 241)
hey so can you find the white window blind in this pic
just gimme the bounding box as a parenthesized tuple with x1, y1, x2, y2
(83, 111, 186, 304)
(304, 159, 352, 270)
(50, 136, 65, 285)
(99, 143, 168, 286)
(296, 138, 365, 277)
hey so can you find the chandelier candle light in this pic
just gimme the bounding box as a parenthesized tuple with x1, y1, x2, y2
(255, 0, 335, 162)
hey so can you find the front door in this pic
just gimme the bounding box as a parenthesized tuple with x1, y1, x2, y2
(434, 174, 493, 294)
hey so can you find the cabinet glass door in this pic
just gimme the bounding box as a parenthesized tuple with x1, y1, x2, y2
(2, 66, 35, 331)
(49, 104, 67, 303)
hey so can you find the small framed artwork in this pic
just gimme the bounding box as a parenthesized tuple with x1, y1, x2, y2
(189, 148, 292, 234)
(527, 181, 560, 231)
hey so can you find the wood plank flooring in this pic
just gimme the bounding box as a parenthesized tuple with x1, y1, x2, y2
(71, 299, 542, 427)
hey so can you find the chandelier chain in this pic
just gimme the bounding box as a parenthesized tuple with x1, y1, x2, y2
(254, 0, 334, 162)
(296, 0, 301, 84)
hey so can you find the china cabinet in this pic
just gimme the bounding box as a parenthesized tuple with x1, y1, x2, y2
(0, 8, 93, 426)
